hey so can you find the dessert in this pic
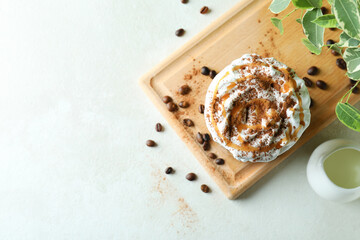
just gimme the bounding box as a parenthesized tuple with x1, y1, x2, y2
(204, 54, 311, 162)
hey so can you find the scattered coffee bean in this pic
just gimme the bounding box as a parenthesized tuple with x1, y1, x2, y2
(179, 101, 189, 108)
(329, 28, 336, 31)
(326, 39, 335, 47)
(215, 158, 225, 165)
(175, 28, 185, 37)
(208, 153, 217, 159)
(210, 70, 217, 79)
(183, 118, 194, 127)
(350, 79, 357, 85)
(155, 123, 163, 132)
(331, 50, 340, 56)
(336, 58, 347, 70)
(307, 66, 319, 75)
(200, 6, 209, 14)
(167, 102, 178, 112)
(310, 98, 314, 108)
(186, 173, 197, 181)
(202, 133, 211, 142)
(146, 140, 156, 147)
(162, 95, 172, 103)
(201, 66, 210, 76)
(178, 84, 191, 95)
(181, 0, 188, 4)
(316, 80, 327, 90)
(201, 184, 210, 193)
(350, 85, 359, 94)
(303, 77, 313, 87)
(165, 167, 173, 174)
(321, 7, 328, 14)
(196, 132, 204, 144)
(198, 104, 205, 114)
(202, 141, 210, 151)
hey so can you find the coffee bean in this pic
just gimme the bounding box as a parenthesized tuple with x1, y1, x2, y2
(307, 66, 318, 75)
(350, 79, 357, 85)
(201, 66, 210, 76)
(352, 86, 359, 94)
(329, 28, 336, 31)
(198, 104, 205, 114)
(202, 133, 210, 142)
(165, 167, 173, 174)
(336, 58, 347, 70)
(321, 7, 328, 14)
(200, 184, 210, 193)
(175, 28, 185, 37)
(310, 98, 314, 108)
(146, 140, 156, 147)
(200, 6, 209, 14)
(210, 70, 217, 79)
(196, 132, 204, 144)
(179, 101, 189, 108)
(208, 153, 217, 159)
(186, 173, 197, 181)
(155, 123, 163, 132)
(181, 0, 188, 4)
(326, 39, 335, 48)
(202, 141, 210, 151)
(316, 80, 327, 90)
(183, 118, 194, 127)
(178, 84, 191, 95)
(303, 77, 313, 87)
(215, 158, 225, 165)
(331, 50, 340, 56)
(167, 102, 178, 112)
(162, 95, 172, 104)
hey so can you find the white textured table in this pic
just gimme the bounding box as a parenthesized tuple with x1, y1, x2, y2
(0, 0, 359, 239)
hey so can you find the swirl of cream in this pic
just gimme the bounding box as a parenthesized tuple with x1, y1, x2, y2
(204, 54, 311, 162)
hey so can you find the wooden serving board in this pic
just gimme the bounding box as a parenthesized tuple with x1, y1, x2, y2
(139, 0, 360, 199)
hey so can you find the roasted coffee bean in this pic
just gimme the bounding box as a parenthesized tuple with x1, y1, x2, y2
(307, 66, 318, 75)
(208, 153, 217, 159)
(215, 158, 225, 165)
(181, 0, 188, 4)
(316, 80, 327, 90)
(310, 98, 314, 108)
(186, 173, 197, 181)
(200, 6, 209, 14)
(331, 50, 340, 56)
(202, 141, 210, 151)
(201, 184, 210, 193)
(165, 167, 173, 174)
(201, 66, 210, 76)
(146, 140, 156, 147)
(326, 39, 335, 47)
(175, 28, 185, 37)
(183, 118, 194, 127)
(196, 132, 204, 144)
(303, 77, 313, 87)
(179, 101, 189, 108)
(336, 58, 347, 70)
(155, 123, 163, 132)
(350, 79, 357, 85)
(162, 95, 172, 103)
(321, 7, 328, 14)
(167, 102, 178, 112)
(350, 85, 359, 94)
(329, 28, 336, 31)
(178, 84, 191, 95)
(198, 104, 205, 114)
(210, 70, 217, 79)
(202, 133, 211, 142)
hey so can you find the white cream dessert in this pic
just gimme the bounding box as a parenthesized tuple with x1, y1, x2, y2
(204, 54, 311, 163)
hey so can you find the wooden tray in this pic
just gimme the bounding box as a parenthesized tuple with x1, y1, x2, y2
(139, 0, 360, 199)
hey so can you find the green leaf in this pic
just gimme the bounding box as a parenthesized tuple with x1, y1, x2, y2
(343, 48, 360, 79)
(301, 38, 322, 55)
(328, 0, 334, 5)
(329, 44, 342, 55)
(333, 0, 360, 40)
(343, 48, 360, 62)
(347, 71, 360, 80)
(291, 0, 322, 9)
(303, 8, 324, 48)
(269, 0, 291, 14)
(338, 32, 360, 47)
(347, 58, 360, 74)
(296, 18, 302, 24)
(312, 14, 338, 28)
(271, 17, 284, 34)
(336, 102, 360, 132)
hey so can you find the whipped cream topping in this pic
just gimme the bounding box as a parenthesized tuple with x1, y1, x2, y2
(204, 54, 311, 162)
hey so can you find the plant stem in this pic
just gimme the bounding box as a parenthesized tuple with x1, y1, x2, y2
(282, 8, 298, 21)
(345, 81, 360, 103)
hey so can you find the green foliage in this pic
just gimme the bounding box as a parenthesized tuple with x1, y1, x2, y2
(333, 0, 360, 40)
(312, 14, 338, 28)
(302, 38, 322, 54)
(269, 0, 291, 14)
(302, 8, 324, 48)
(291, 0, 322, 9)
(271, 18, 284, 34)
(336, 102, 360, 132)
